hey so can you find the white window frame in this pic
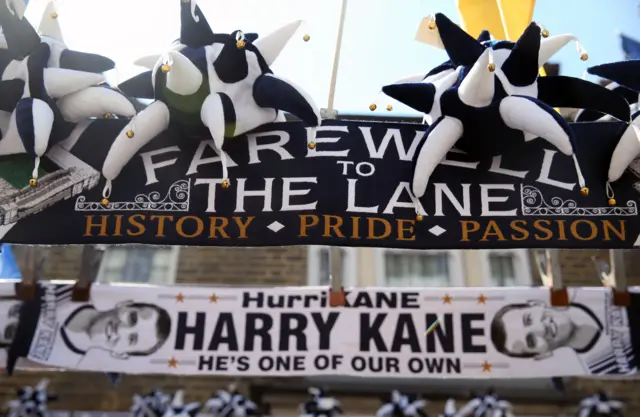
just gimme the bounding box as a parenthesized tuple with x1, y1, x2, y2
(374, 249, 465, 287)
(479, 249, 532, 287)
(307, 246, 357, 288)
(97, 246, 181, 285)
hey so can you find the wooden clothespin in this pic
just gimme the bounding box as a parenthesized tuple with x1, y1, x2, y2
(592, 250, 630, 307)
(328, 247, 346, 307)
(15, 246, 49, 301)
(534, 249, 568, 306)
(72, 245, 105, 302)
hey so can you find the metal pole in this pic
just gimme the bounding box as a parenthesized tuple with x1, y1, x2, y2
(325, 0, 348, 114)
(325, 0, 347, 307)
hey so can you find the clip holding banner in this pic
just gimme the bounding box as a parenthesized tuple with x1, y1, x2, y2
(328, 247, 346, 307)
(71, 245, 105, 302)
(534, 249, 568, 306)
(14, 247, 49, 301)
(592, 250, 630, 307)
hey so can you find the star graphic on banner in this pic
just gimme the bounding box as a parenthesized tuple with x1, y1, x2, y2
(210, 294, 218, 303)
(477, 294, 487, 304)
(176, 293, 184, 302)
(168, 357, 178, 368)
(442, 294, 452, 304)
(481, 360, 492, 372)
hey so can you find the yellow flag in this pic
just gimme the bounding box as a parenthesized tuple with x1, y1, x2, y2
(457, 0, 548, 86)
(495, 0, 536, 40)
(456, 0, 505, 39)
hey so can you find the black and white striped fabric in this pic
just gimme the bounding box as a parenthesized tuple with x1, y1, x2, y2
(6, 282, 72, 373)
(4, 378, 57, 417)
(374, 390, 427, 417)
(300, 387, 343, 417)
(577, 392, 624, 417)
(587, 291, 640, 376)
(586, 344, 636, 375)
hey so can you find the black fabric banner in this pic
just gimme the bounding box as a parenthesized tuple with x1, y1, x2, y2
(0, 119, 638, 249)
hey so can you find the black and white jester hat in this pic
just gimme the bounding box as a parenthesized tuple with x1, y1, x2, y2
(585, 60, 640, 204)
(220, 390, 263, 417)
(205, 384, 235, 415)
(455, 389, 514, 417)
(300, 387, 343, 417)
(381, 13, 631, 219)
(439, 398, 457, 417)
(161, 390, 201, 417)
(577, 391, 624, 417)
(0, 0, 114, 71)
(6, 379, 58, 417)
(0, 0, 135, 188)
(382, 13, 602, 125)
(375, 390, 428, 417)
(575, 82, 640, 122)
(104, 0, 321, 206)
(131, 389, 172, 417)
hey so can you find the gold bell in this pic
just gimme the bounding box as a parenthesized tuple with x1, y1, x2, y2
(416, 215, 423, 222)
(428, 21, 436, 30)
(104, 113, 111, 119)
(126, 130, 134, 138)
(303, 34, 310, 42)
(608, 198, 617, 206)
(101, 198, 109, 206)
(308, 142, 316, 150)
(386, 104, 393, 111)
(50, 12, 58, 19)
(580, 53, 588, 61)
(161, 64, 171, 73)
(236, 40, 246, 49)
(580, 187, 589, 196)
(541, 29, 549, 38)
(29, 178, 37, 188)
(221, 179, 231, 189)
(369, 103, 377, 111)
(488, 63, 496, 72)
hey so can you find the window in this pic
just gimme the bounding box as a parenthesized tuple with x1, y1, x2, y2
(480, 249, 531, 286)
(98, 246, 180, 284)
(307, 246, 357, 287)
(375, 249, 464, 287)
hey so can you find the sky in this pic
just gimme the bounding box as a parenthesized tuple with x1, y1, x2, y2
(24, 0, 640, 117)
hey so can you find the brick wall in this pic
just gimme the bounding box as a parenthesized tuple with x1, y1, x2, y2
(2, 248, 639, 416)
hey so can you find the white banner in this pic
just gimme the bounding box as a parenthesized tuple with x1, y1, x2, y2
(2, 281, 638, 378)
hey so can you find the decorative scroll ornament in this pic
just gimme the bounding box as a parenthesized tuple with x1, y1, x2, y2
(520, 185, 637, 216)
(75, 180, 190, 212)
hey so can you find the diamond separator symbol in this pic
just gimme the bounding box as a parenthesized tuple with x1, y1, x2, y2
(267, 221, 285, 232)
(429, 225, 446, 236)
